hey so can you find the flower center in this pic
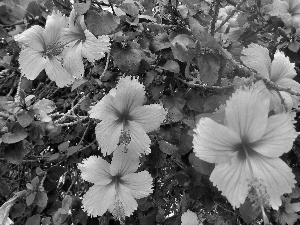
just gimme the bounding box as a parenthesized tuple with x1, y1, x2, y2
(43, 42, 65, 58)
(112, 198, 126, 224)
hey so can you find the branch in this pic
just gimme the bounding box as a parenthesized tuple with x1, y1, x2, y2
(100, 52, 110, 81)
(0, 111, 10, 119)
(175, 76, 234, 91)
(214, 0, 247, 33)
(55, 95, 87, 123)
(57, 117, 89, 127)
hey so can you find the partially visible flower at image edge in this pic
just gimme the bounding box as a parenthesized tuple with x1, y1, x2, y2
(14, 11, 74, 88)
(78, 146, 153, 220)
(264, 0, 300, 27)
(241, 43, 300, 112)
(89, 76, 167, 156)
(193, 81, 297, 209)
(181, 210, 202, 225)
(60, 8, 111, 78)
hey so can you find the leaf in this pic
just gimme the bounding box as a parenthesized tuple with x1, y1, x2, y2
(66, 145, 83, 156)
(85, 10, 120, 36)
(34, 99, 56, 114)
(10, 203, 25, 219)
(1, 129, 28, 144)
(3, 141, 28, 165)
(71, 79, 87, 91)
(111, 42, 142, 74)
(188, 152, 214, 175)
(171, 34, 195, 62)
(17, 110, 34, 128)
(58, 141, 69, 152)
(36, 191, 48, 208)
(47, 166, 66, 181)
(288, 42, 300, 53)
(80, 96, 91, 111)
(62, 195, 73, 212)
(162, 92, 186, 110)
(239, 199, 260, 224)
(167, 107, 183, 122)
(0, 195, 19, 225)
(120, 2, 139, 16)
(25, 214, 40, 225)
(71, 209, 88, 225)
(150, 33, 171, 52)
(196, 53, 220, 86)
(74, 0, 91, 15)
(160, 60, 180, 73)
(26, 192, 36, 206)
(158, 140, 178, 155)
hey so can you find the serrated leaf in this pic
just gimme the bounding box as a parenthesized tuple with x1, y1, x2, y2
(158, 140, 178, 155)
(85, 10, 120, 36)
(25, 214, 40, 225)
(36, 192, 48, 208)
(239, 199, 260, 224)
(196, 53, 220, 86)
(188, 152, 214, 175)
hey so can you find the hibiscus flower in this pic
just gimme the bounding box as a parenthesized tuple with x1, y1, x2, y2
(78, 146, 153, 220)
(89, 76, 167, 156)
(264, 0, 300, 27)
(193, 81, 297, 209)
(60, 8, 111, 78)
(240, 43, 300, 112)
(15, 11, 74, 88)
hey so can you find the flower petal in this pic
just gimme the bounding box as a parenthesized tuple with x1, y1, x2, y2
(14, 25, 45, 51)
(78, 155, 112, 185)
(270, 51, 296, 82)
(225, 82, 270, 142)
(89, 93, 120, 121)
(81, 30, 110, 62)
(250, 113, 297, 158)
(115, 184, 138, 217)
(181, 210, 200, 225)
(193, 117, 241, 164)
(45, 56, 74, 87)
(277, 78, 300, 91)
(210, 156, 251, 208)
(240, 43, 271, 79)
(114, 77, 146, 114)
(130, 104, 166, 133)
(125, 120, 152, 155)
(110, 147, 140, 177)
(63, 41, 84, 78)
(121, 171, 153, 199)
(268, 89, 286, 113)
(94, 120, 123, 155)
(18, 48, 47, 80)
(82, 183, 116, 217)
(249, 152, 296, 209)
(43, 11, 68, 46)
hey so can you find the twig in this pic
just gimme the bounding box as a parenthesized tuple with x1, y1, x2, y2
(210, 0, 221, 36)
(1, 21, 25, 28)
(175, 76, 234, 90)
(0, 111, 10, 119)
(100, 51, 110, 81)
(214, 0, 246, 33)
(55, 95, 87, 123)
(79, 119, 90, 145)
(57, 117, 89, 127)
(109, 3, 116, 15)
(215, 202, 237, 215)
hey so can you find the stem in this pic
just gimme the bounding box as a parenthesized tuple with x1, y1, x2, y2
(210, 0, 221, 36)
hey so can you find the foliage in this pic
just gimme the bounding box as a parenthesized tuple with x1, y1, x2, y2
(0, 0, 300, 225)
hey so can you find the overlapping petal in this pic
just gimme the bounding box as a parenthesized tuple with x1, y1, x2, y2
(110, 148, 140, 177)
(250, 113, 297, 157)
(271, 51, 297, 81)
(193, 117, 241, 164)
(121, 171, 153, 199)
(18, 48, 47, 80)
(14, 25, 45, 51)
(225, 84, 270, 142)
(89, 93, 119, 121)
(45, 57, 74, 87)
(63, 41, 84, 78)
(210, 156, 251, 208)
(82, 184, 116, 217)
(125, 120, 152, 155)
(78, 156, 112, 185)
(240, 43, 271, 79)
(95, 120, 123, 155)
(249, 151, 296, 209)
(130, 104, 166, 133)
(114, 77, 146, 113)
(81, 30, 110, 62)
(114, 184, 138, 217)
